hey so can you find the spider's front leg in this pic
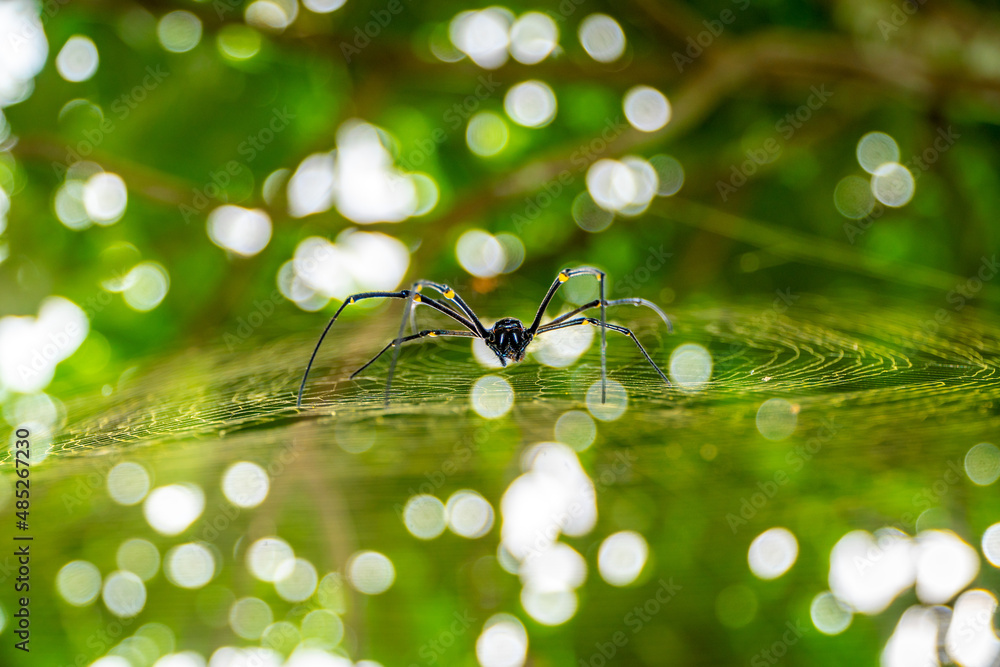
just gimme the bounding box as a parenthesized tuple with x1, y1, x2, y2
(528, 267, 609, 402)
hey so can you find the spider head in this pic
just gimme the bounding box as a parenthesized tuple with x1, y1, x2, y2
(486, 318, 532, 365)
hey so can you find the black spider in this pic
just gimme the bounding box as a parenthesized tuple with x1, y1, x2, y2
(296, 267, 672, 406)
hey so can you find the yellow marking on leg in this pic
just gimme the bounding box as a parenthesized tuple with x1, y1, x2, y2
(444, 289, 455, 299)
(558, 272, 568, 283)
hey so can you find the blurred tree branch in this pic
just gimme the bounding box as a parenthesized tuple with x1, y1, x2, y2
(12, 0, 1000, 286)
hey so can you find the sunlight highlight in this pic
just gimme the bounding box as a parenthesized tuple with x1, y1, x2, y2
(669, 343, 712, 391)
(598, 531, 649, 586)
(476, 614, 528, 667)
(471, 375, 515, 419)
(509, 12, 558, 64)
(446, 490, 495, 538)
(57, 560, 102, 606)
(56, 36, 99, 82)
(504, 81, 557, 128)
(578, 14, 625, 62)
(347, 551, 395, 595)
(748, 527, 798, 579)
(403, 494, 447, 540)
(623, 86, 671, 132)
(143, 484, 205, 536)
(207, 206, 272, 257)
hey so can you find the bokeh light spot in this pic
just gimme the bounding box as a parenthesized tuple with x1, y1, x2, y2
(504, 81, 556, 128)
(457, 230, 506, 278)
(300, 609, 344, 649)
(117, 538, 161, 581)
(57, 560, 102, 606)
(466, 111, 509, 157)
(403, 494, 447, 540)
(715, 584, 758, 628)
(571, 191, 614, 233)
(623, 86, 671, 132)
(810, 591, 853, 635)
(856, 132, 900, 174)
(520, 587, 578, 626)
(347, 551, 395, 595)
(446, 490, 495, 538)
(56, 36, 99, 82)
(102, 570, 147, 618)
(83, 172, 127, 224)
(748, 527, 799, 579)
(669, 343, 712, 390)
(143, 484, 204, 536)
(510, 12, 558, 64)
(221, 461, 270, 508)
(965, 443, 1000, 485)
(450, 8, 511, 69)
(471, 375, 515, 419)
(247, 537, 294, 582)
(649, 154, 685, 196)
(983, 523, 1000, 567)
(107, 462, 151, 506)
(216, 24, 262, 61)
(598, 531, 649, 586)
(834, 175, 875, 219)
(229, 597, 273, 639)
(157, 11, 202, 53)
(586, 379, 628, 421)
(165, 542, 216, 589)
(122, 261, 170, 312)
(871, 162, 915, 207)
(476, 614, 528, 667)
(274, 558, 319, 602)
(207, 206, 272, 257)
(554, 410, 596, 451)
(755, 398, 799, 441)
(578, 14, 625, 62)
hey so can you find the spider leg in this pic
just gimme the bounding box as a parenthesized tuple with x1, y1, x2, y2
(387, 282, 486, 406)
(297, 290, 478, 407)
(351, 329, 478, 379)
(544, 298, 673, 332)
(527, 268, 608, 402)
(536, 316, 671, 387)
(411, 280, 490, 337)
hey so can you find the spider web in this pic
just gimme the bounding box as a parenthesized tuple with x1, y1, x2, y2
(13, 298, 1000, 463)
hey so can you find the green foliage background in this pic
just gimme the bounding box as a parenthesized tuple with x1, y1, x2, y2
(2, 0, 1000, 666)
